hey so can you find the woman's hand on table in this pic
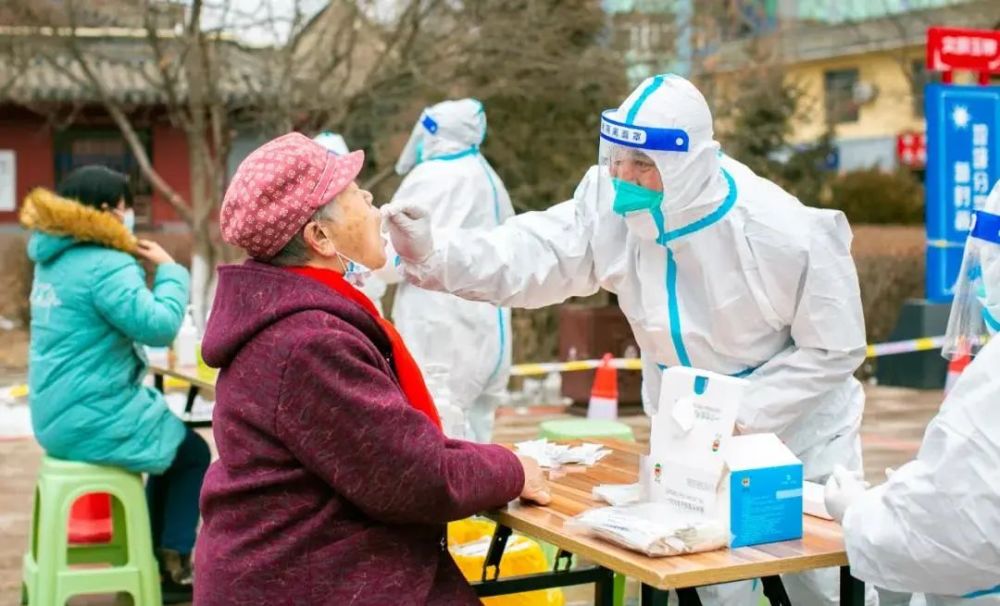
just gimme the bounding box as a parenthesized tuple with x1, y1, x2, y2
(516, 455, 551, 505)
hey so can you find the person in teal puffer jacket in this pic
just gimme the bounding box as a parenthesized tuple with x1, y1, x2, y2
(22, 165, 208, 603)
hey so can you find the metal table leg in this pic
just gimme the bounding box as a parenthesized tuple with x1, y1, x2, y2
(593, 567, 615, 606)
(840, 566, 865, 606)
(154, 373, 164, 393)
(761, 576, 792, 606)
(675, 587, 703, 606)
(481, 524, 513, 582)
(473, 525, 617, 603)
(641, 583, 671, 606)
(184, 385, 200, 415)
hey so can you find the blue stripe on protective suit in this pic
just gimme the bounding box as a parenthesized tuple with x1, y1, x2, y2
(625, 75, 665, 124)
(660, 169, 739, 368)
(427, 146, 479, 162)
(426, 145, 508, 381)
(965, 584, 1000, 599)
(474, 150, 507, 381)
(665, 248, 692, 367)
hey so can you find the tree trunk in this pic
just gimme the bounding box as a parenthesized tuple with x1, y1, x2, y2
(186, 132, 220, 331)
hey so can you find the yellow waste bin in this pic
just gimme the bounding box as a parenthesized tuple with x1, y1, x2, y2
(448, 519, 564, 606)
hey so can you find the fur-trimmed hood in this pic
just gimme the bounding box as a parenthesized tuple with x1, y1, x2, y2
(20, 188, 137, 263)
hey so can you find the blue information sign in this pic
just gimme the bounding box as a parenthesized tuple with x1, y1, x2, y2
(925, 84, 1000, 302)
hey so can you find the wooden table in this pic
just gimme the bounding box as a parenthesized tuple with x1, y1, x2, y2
(149, 364, 215, 427)
(475, 440, 863, 606)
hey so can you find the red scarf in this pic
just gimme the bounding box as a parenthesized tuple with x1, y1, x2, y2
(287, 266, 443, 430)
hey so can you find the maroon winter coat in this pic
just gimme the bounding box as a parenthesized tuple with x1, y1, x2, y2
(194, 261, 525, 605)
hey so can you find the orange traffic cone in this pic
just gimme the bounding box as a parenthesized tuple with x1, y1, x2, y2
(944, 342, 972, 395)
(68, 492, 113, 544)
(587, 353, 619, 420)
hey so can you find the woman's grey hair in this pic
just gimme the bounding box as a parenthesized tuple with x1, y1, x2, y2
(267, 199, 339, 267)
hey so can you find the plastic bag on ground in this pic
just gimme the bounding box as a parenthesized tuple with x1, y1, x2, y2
(565, 502, 729, 557)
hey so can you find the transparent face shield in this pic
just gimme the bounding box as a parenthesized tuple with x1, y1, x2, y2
(943, 210, 1000, 358)
(597, 110, 690, 242)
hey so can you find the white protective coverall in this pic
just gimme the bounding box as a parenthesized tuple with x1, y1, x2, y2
(386, 75, 875, 605)
(835, 181, 1000, 605)
(389, 98, 515, 442)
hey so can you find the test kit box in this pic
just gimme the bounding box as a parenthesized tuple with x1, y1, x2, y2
(645, 367, 803, 549)
(719, 433, 803, 548)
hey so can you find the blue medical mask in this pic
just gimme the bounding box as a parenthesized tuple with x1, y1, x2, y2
(122, 209, 135, 234)
(612, 178, 664, 241)
(340, 255, 372, 287)
(612, 178, 663, 214)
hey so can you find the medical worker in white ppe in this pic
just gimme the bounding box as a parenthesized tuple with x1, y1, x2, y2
(826, 180, 1000, 606)
(383, 74, 875, 605)
(385, 98, 515, 443)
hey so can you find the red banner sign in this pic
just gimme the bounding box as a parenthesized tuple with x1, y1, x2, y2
(927, 27, 1000, 74)
(896, 131, 926, 168)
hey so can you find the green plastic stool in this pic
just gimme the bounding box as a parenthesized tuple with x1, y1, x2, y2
(21, 456, 161, 606)
(538, 418, 636, 442)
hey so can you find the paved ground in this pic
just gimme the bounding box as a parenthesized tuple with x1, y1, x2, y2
(0, 383, 942, 605)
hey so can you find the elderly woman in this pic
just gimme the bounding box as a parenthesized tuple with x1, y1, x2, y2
(195, 133, 549, 606)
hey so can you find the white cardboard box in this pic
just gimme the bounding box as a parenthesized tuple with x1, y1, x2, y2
(645, 367, 803, 548)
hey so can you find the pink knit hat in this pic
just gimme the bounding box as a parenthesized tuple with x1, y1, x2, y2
(220, 132, 364, 259)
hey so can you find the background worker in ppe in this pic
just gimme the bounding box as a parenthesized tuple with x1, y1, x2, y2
(826, 180, 1000, 606)
(382, 99, 515, 442)
(383, 74, 877, 605)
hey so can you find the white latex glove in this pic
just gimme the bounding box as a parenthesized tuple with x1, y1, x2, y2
(380, 201, 433, 263)
(824, 465, 869, 523)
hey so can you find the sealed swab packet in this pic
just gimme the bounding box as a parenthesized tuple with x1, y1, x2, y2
(566, 502, 729, 557)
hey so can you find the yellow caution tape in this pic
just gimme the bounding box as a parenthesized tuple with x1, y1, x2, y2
(511, 335, 958, 377)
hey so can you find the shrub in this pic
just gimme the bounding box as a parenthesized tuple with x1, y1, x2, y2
(828, 169, 924, 225)
(852, 224, 925, 342)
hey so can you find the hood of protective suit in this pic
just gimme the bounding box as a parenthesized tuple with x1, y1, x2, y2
(313, 131, 350, 155)
(395, 98, 487, 175)
(603, 75, 728, 222)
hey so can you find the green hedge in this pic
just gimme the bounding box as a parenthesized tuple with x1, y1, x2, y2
(826, 169, 924, 225)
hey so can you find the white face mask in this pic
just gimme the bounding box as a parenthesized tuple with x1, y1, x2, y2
(122, 209, 136, 233)
(623, 211, 661, 241)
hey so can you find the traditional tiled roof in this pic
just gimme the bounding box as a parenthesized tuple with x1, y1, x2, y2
(0, 31, 267, 106)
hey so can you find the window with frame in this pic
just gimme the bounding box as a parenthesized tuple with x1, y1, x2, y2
(824, 68, 860, 125)
(53, 128, 154, 228)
